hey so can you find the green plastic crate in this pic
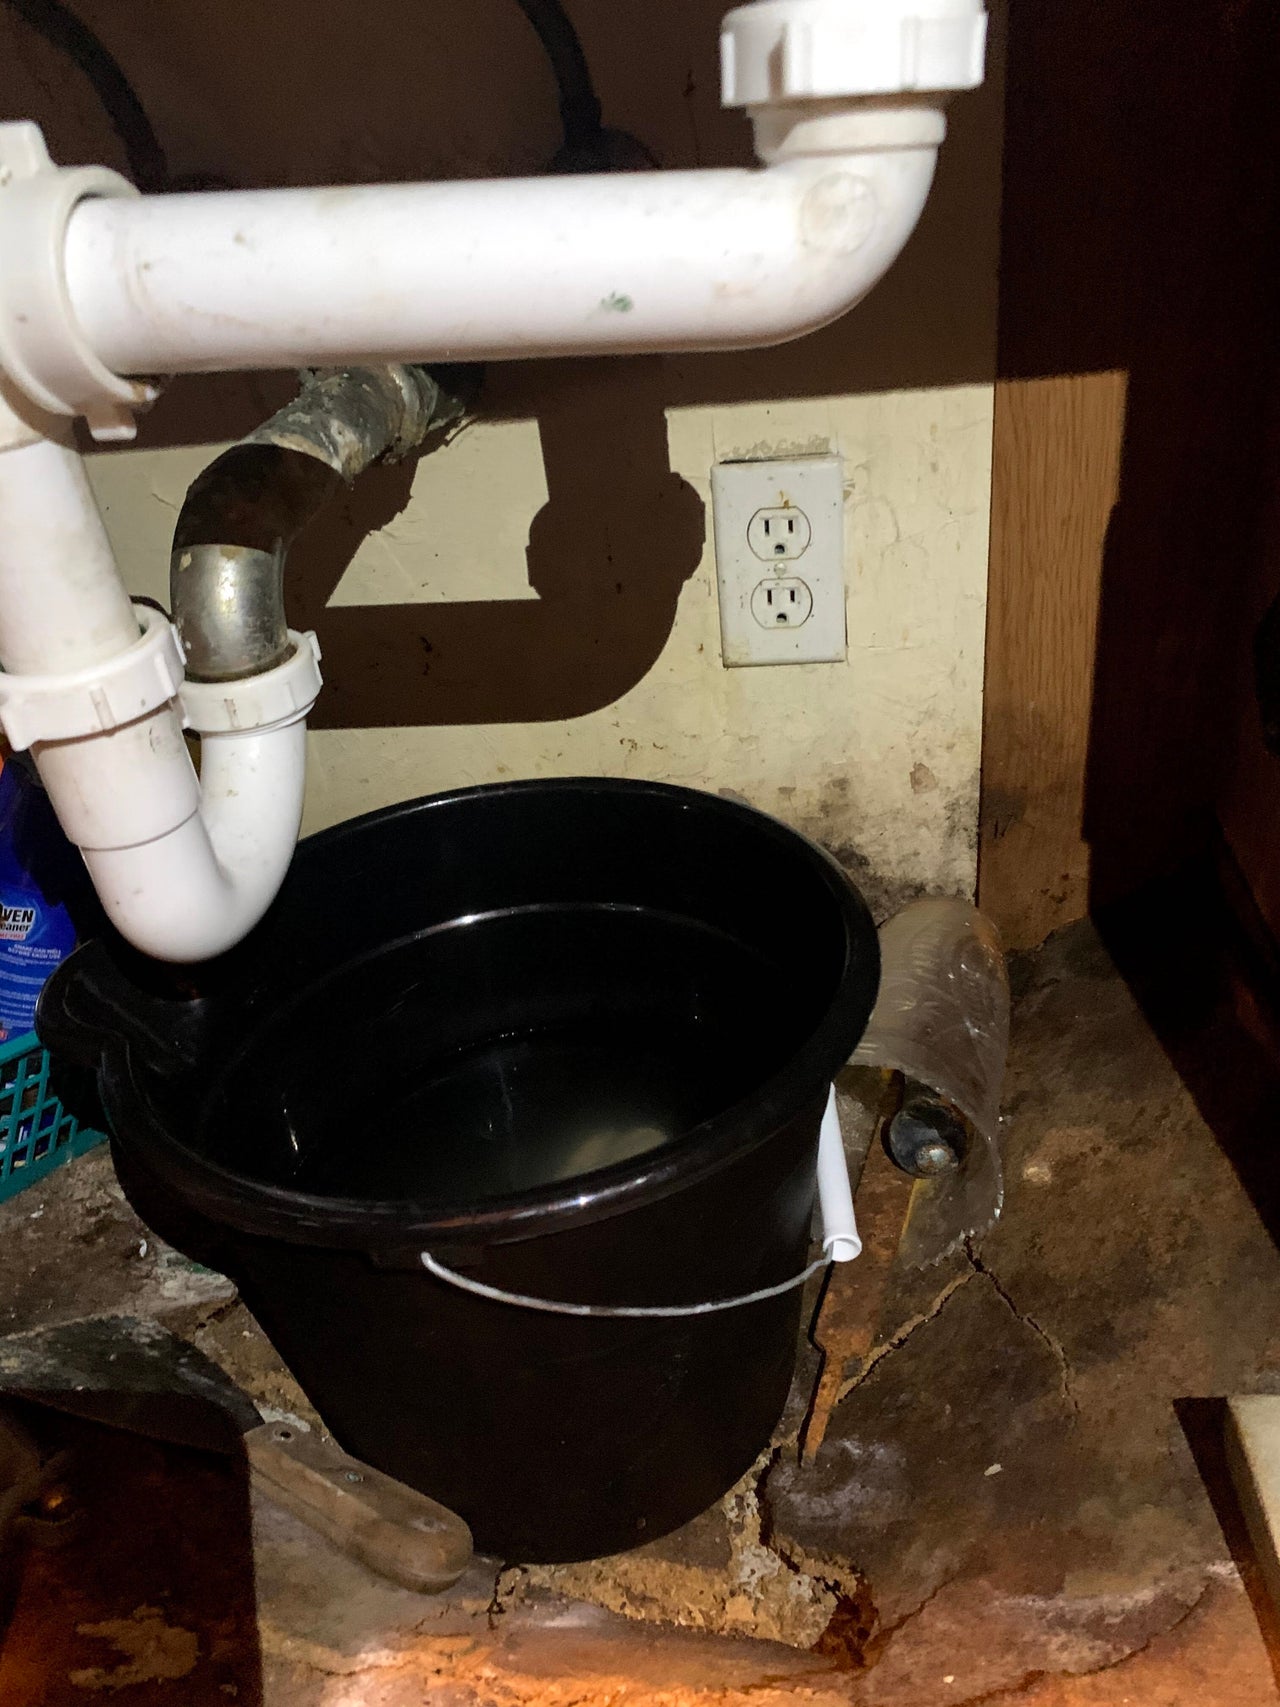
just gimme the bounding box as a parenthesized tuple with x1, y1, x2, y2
(0, 1031, 105, 1204)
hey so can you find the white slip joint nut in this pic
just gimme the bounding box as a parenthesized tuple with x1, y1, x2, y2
(0, 122, 160, 443)
(0, 604, 186, 750)
(721, 0, 987, 107)
(180, 632, 323, 736)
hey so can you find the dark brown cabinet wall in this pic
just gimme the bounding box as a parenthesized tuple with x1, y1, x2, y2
(979, 0, 1280, 950)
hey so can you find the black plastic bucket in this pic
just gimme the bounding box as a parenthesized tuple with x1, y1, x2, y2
(41, 779, 879, 1561)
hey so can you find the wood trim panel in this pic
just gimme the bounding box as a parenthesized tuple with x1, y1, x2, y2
(979, 371, 1126, 950)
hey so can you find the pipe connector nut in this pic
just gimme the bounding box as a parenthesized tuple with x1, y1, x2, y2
(180, 631, 323, 736)
(0, 123, 160, 442)
(0, 603, 185, 750)
(721, 0, 987, 107)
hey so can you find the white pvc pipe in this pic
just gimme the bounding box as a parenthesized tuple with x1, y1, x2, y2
(81, 722, 308, 963)
(817, 1084, 861, 1262)
(0, 395, 310, 964)
(0, 406, 139, 673)
(63, 141, 938, 376)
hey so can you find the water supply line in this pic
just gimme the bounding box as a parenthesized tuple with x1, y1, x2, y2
(0, 0, 987, 964)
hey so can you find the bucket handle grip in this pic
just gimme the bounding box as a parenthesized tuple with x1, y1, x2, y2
(419, 1251, 832, 1318)
(418, 1086, 860, 1317)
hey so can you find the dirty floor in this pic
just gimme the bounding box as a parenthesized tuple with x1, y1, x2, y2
(3, 918, 1280, 1704)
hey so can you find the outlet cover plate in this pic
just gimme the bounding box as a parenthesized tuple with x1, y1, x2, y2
(711, 455, 846, 666)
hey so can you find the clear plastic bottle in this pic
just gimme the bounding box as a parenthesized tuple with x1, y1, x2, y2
(852, 897, 1010, 1261)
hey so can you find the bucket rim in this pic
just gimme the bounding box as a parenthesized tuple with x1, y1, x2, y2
(74, 778, 881, 1249)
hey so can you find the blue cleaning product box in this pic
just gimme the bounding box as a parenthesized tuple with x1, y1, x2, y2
(0, 755, 80, 1043)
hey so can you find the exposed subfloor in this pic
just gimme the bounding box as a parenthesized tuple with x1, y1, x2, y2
(3, 918, 1280, 1704)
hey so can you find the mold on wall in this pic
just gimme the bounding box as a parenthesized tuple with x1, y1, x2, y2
(2, 0, 1002, 915)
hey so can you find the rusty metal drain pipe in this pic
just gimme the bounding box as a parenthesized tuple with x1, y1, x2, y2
(171, 364, 469, 684)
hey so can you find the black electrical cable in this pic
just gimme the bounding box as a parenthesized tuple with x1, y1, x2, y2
(3, 0, 168, 191)
(510, 0, 603, 151)
(9, 0, 633, 188)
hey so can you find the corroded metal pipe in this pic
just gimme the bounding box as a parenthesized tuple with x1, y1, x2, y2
(171, 365, 468, 682)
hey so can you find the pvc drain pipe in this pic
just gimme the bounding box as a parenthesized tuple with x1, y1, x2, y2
(62, 139, 939, 375)
(58, 3, 986, 378)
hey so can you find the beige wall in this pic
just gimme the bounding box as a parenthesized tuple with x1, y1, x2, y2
(3, 0, 1002, 918)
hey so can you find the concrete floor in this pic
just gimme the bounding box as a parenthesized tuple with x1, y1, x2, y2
(3, 919, 1280, 1704)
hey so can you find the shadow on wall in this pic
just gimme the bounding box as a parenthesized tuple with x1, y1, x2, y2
(0, 0, 1003, 731)
(291, 360, 707, 727)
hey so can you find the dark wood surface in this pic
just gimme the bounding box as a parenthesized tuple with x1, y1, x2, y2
(981, 0, 1280, 947)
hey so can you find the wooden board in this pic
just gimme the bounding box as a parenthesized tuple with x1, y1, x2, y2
(979, 372, 1126, 950)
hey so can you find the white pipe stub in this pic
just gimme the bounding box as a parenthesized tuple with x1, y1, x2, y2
(722, 0, 987, 107)
(817, 1084, 862, 1262)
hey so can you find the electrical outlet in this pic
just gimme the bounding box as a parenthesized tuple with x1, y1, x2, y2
(751, 576, 813, 627)
(748, 507, 812, 562)
(711, 456, 846, 666)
